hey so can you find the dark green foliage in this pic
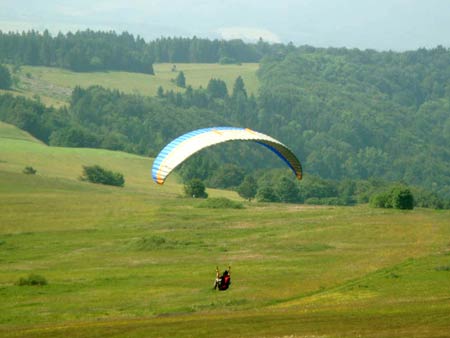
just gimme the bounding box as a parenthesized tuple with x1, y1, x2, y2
(208, 163, 245, 189)
(175, 71, 186, 88)
(370, 185, 414, 210)
(276, 176, 300, 203)
(231, 76, 247, 99)
(390, 187, 414, 210)
(256, 47, 450, 199)
(184, 178, 208, 198)
(256, 185, 279, 202)
(197, 197, 244, 209)
(237, 175, 258, 201)
(412, 187, 447, 209)
(298, 175, 338, 202)
(49, 126, 100, 148)
(0, 94, 62, 143)
(157, 86, 164, 97)
(23, 166, 37, 175)
(17, 274, 47, 286)
(0, 30, 291, 72)
(81, 165, 125, 187)
(207, 78, 228, 99)
(0, 64, 12, 89)
(369, 192, 392, 208)
(179, 155, 219, 183)
(0, 30, 154, 74)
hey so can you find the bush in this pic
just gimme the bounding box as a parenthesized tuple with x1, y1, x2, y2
(197, 197, 244, 209)
(391, 186, 414, 210)
(80, 165, 125, 187)
(184, 178, 208, 198)
(17, 274, 47, 286)
(369, 192, 392, 208)
(23, 166, 37, 175)
(411, 187, 447, 209)
(370, 185, 414, 210)
(256, 185, 279, 202)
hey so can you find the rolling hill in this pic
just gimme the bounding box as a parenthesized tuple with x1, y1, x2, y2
(1, 122, 449, 337)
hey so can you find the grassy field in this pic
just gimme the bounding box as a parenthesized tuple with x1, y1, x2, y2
(6, 63, 259, 107)
(1, 122, 450, 337)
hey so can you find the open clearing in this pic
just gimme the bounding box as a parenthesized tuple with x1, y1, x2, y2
(6, 63, 259, 107)
(1, 122, 449, 337)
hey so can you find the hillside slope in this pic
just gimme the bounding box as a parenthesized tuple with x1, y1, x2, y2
(1, 123, 450, 337)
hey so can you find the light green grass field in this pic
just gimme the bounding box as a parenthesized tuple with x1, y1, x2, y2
(7, 63, 259, 107)
(1, 122, 450, 337)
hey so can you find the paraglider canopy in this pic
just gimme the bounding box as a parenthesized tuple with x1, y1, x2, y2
(151, 127, 302, 185)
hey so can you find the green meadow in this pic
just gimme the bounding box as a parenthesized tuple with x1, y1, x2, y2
(1, 122, 450, 337)
(9, 63, 259, 107)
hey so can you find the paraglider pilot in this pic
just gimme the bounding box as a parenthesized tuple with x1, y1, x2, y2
(214, 265, 231, 291)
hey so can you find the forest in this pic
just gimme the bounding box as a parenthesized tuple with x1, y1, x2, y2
(0, 30, 287, 72)
(0, 30, 449, 204)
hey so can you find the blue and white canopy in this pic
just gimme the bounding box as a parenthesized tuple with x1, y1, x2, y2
(152, 127, 302, 185)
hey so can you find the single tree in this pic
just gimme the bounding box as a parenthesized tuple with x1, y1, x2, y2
(276, 176, 300, 203)
(237, 175, 258, 201)
(256, 185, 279, 202)
(184, 178, 208, 198)
(231, 76, 247, 99)
(207, 78, 228, 99)
(157, 85, 164, 98)
(176, 71, 186, 88)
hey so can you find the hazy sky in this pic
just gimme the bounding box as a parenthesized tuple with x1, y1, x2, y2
(1, 0, 449, 50)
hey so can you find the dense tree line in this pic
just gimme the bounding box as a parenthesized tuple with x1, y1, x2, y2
(147, 37, 288, 63)
(0, 30, 154, 73)
(0, 30, 292, 73)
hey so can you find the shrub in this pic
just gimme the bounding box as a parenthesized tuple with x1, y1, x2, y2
(184, 178, 208, 198)
(197, 197, 244, 209)
(23, 166, 37, 175)
(390, 186, 414, 210)
(370, 185, 414, 210)
(256, 185, 279, 202)
(17, 274, 47, 286)
(80, 165, 124, 187)
(369, 192, 392, 208)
